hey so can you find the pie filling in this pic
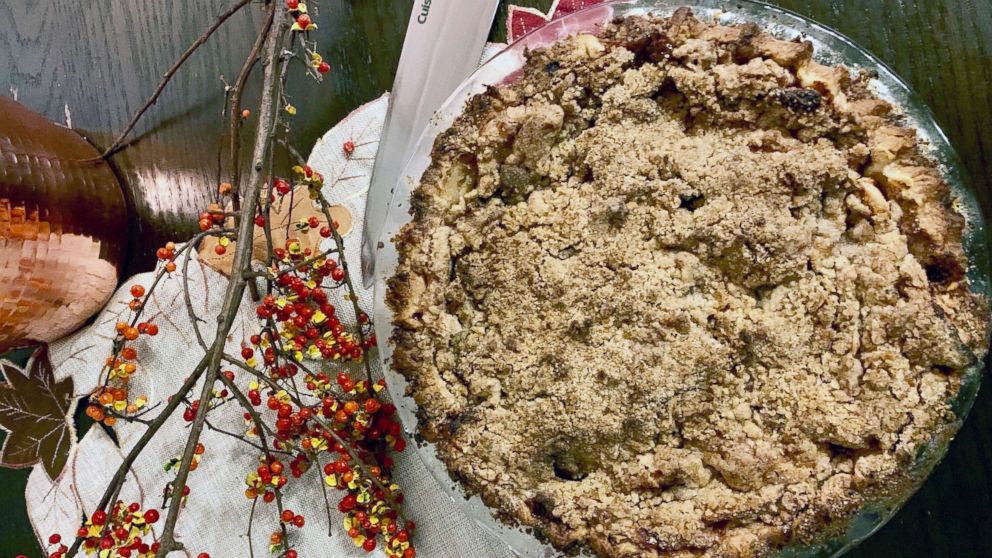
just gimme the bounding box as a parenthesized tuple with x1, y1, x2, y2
(388, 9, 990, 557)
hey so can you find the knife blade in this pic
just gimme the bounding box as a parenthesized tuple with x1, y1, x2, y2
(361, 0, 501, 288)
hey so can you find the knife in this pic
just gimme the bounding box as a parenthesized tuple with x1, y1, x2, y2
(361, 0, 501, 288)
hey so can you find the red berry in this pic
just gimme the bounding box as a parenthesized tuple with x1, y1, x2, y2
(362, 538, 376, 552)
(146, 323, 159, 336)
(286, 0, 299, 8)
(198, 554, 210, 558)
(255, 215, 266, 227)
(214, 244, 226, 255)
(144, 509, 160, 523)
(281, 509, 294, 522)
(286, 551, 298, 558)
(296, 14, 312, 28)
(48, 534, 61, 544)
(318, 61, 331, 74)
(403, 548, 416, 558)
(364, 398, 381, 414)
(92, 510, 107, 525)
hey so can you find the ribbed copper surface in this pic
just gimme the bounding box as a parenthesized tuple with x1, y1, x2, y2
(0, 97, 126, 351)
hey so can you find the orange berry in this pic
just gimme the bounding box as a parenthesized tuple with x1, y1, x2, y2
(115, 322, 128, 333)
(121, 347, 137, 360)
(98, 392, 114, 405)
(130, 285, 145, 298)
(86, 405, 105, 421)
(242, 109, 251, 119)
(103, 416, 117, 426)
(165, 262, 177, 272)
(123, 327, 139, 341)
(195, 443, 205, 455)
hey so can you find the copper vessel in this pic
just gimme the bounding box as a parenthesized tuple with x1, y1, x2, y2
(0, 97, 127, 351)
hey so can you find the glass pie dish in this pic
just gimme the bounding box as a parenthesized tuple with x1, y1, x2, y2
(371, 1, 991, 556)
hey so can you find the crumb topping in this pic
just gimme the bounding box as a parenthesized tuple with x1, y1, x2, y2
(387, 9, 989, 557)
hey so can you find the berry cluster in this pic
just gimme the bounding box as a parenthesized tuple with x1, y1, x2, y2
(291, 164, 325, 198)
(164, 442, 207, 473)
(155, 242, 178, 273)
(250, 258, 370, 364)
(310, 52, 331, 75)
(67, 501, 162, 558)
(287, 0, 317, 31)
(84, 283, 158, 426)
(240, 370, 412, 556)
(244, 455, 289, 503)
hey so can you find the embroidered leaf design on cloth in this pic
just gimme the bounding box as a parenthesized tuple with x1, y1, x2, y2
(0, 345, 76, 480)
(199, 185, 352, 276)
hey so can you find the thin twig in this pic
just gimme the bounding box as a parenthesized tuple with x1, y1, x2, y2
(229, 0, 276, 211)
(246, 496, 258, 558)
(182, 236, 209, 350)
(317, 458, 333, 536)
(203, 417, 287, 455)
(280, 141, 375, 382)
(316, 195, 375, 382)
(221, 355, 406, 522)
(100, 0, 252, 159)
(65, 357, 210, 558)
(155, 13, 293, 556)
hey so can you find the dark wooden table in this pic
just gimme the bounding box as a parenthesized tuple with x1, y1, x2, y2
(1, 0, 990, 556)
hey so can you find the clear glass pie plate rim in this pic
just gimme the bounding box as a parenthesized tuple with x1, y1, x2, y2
(371, 1, 991, 556)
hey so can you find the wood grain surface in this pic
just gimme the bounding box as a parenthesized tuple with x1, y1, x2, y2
(1, 0, 991, 556)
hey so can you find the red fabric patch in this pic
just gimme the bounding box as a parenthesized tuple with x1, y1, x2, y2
(552, 0, 604, 18)
(507, 6, 550, 42)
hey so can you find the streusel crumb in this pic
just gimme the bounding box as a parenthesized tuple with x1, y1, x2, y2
(388, 9, 989, 557)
